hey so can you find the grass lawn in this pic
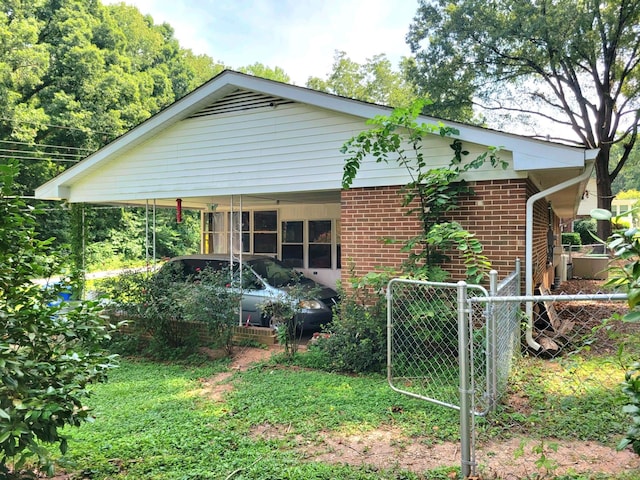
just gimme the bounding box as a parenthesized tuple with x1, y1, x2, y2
(52, 348, 640, 480)
(55, 357, 459, 479)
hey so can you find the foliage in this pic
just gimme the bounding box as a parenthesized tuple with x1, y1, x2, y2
(616, 190, 640, 201)
(258, 279, 321, 359)
(612, 144, 640, 195)
(101, 263, 240, 357)
(561, 232, 581, 247)
(80, 207, 200, 272)
(238, 62, 291, 83)
(310, 271, 389, 374)
(619, 361, 640, 454)
(0, 164, 117, 476)
(407, 0, 640, 241)
(306, 50, 418, 108)
(591, 207, 640, 455)
(574, 218, 597, 246)
(592, 208, 640, 322)
(341, 101, 506, 283)
(180, 267, 242, 355)
(0, 0, 223, 274)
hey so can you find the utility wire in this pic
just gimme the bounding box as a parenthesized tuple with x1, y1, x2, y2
(0, 139, 94, 153)
(0, 116, 113, 136)
(0, 148, 84, 159)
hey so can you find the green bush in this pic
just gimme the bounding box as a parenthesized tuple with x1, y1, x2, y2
(310, 272, 388, 374)
(592, 207, 640, 456)
(0, 164, 117, 476)
(574, 218, 597, 245)
(101, 263, 240, 358)
(561, 232, 581, 247)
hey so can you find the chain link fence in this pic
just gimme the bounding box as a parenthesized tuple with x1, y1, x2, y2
(387, 264, 633, 478)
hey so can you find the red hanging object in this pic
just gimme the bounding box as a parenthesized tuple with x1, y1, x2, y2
(176, 198, 182, 223)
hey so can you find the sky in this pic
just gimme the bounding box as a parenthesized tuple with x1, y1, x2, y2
(102, 0, 420, 85)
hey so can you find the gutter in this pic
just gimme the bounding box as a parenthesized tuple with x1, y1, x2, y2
(524, 155, 596, 350)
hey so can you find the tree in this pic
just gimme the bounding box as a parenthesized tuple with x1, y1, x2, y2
(407, 0, 640, 240)
(238, 62, 291, 83)
(0, 0, 224, 277)
(612, 143, 640, 194)
(0, 163, 117, 476)
(307, 51, 419, 108)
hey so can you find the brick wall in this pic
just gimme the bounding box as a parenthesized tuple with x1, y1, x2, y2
(341, 179, 553, 288)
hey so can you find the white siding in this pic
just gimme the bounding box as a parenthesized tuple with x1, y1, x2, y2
(67, 102, 517, 203)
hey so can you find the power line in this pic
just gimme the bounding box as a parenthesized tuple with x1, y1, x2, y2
(0, 147, 84, 159)
(0, 139, 94, 153)
(0, 139, 98, 163)
(0, 153, 80, 163)
(0, 116, 113, 136)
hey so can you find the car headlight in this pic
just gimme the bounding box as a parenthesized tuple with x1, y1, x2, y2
(299, 299, 323, 310)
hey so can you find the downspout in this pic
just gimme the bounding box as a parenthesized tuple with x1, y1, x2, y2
(524, 157, 596, 349)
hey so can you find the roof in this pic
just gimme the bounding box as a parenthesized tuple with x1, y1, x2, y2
(35, 69, 598, 217)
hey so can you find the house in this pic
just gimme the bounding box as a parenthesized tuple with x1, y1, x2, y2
(35, 70, 597, 296)
(577, 178, 638, 228)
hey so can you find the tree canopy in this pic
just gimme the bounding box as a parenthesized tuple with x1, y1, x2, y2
(0, 0, 276, 271)
(407, 0, 640, 239)
(306, 51, 419, 109)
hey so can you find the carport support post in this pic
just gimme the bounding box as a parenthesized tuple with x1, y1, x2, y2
(457, 280, 473, 477)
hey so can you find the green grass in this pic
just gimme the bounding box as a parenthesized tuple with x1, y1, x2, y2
(50, 347, 640, 479)
(55, 359, 456, 479)
(486, 353, 633, 443)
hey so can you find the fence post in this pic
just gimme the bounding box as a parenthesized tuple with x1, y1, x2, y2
(457, 280, 473, 477)
(488, 269, 498, 411)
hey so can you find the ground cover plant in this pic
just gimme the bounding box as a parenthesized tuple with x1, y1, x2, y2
(55, 359, 458, 479)
(50, 343, 640, 479)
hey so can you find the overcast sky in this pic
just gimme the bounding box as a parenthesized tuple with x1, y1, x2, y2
(102, 0, 420, 85)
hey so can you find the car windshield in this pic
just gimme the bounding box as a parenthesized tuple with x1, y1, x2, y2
(247, 257, 311, 288)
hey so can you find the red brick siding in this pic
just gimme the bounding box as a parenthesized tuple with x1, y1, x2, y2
(341, 179, 553, 287)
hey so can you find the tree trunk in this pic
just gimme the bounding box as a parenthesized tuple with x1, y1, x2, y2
(594, 147, 613, 242)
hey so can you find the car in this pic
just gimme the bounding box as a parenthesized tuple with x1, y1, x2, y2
(159, 254, 339, 331)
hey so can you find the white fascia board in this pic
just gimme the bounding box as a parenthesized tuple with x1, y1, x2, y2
(411, 117, 592, 170)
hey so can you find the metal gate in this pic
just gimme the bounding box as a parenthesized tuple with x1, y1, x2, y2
(386, 262, 523, 476)
(386, 278, 488, 477)
(387, 259, 629, 477)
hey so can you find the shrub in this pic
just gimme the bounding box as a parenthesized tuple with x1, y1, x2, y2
(310, 272, 389, 374)
(561, 232, 581, 247)
(574, 218, 597, 245)
(592, 207, 640, 455)
(258, 279, 321, 359)
(0, 164, 117, 476)
(101, 263, 240, 358)
(180, 267, 241, 354)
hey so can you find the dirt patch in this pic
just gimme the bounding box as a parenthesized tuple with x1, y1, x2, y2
(198, 343, 284, 402)
(249, 422, 640, 478)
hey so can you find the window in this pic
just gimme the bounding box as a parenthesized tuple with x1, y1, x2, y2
(309, 220, 332, 268)
(253, 210, 277, 254)
(282, 221, 303, 267)
(231, 211, 250, 253)
(203, 212, 227, 253)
